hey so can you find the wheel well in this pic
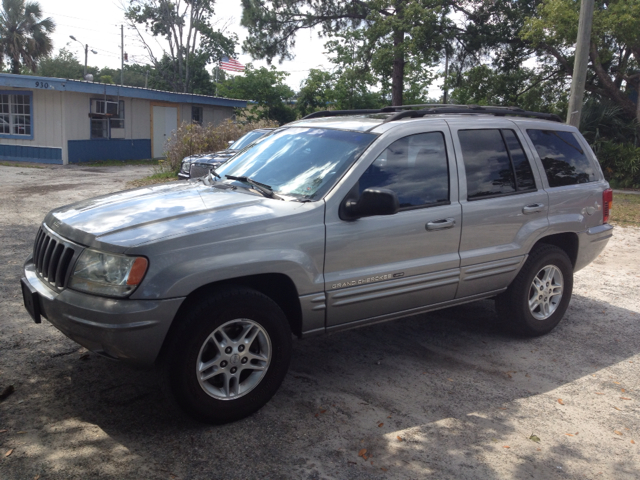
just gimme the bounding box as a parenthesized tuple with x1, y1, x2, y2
(533, 233, 579, 267)
(156, 274, 303, 365)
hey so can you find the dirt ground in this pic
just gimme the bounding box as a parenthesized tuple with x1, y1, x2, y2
(0, 163, 639, 480)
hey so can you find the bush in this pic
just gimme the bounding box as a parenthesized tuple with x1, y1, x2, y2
(595, 141, 640, 189)
(163, 119, 279, 172)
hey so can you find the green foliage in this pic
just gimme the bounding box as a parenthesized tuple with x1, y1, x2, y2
(296, 69, 334, 117)
(580, 99, 640, 189)
(449, 64, 568, 116)
(125, 0, 237, 92)
(521, 0, 640, 122)
(0, 0, 55, 74)
(164, 118, 278, 172)
(37, 48, 83, 79)
(217, 65, 296, 125)
(240, 0, 459, 105)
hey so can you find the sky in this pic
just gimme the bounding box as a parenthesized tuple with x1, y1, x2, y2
(37, 0, 443, 96)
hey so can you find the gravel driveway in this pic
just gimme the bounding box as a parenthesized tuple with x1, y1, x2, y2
(1, 164, 639, 480)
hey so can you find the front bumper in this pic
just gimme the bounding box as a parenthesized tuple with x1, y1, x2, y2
(23, 258, 185, 367)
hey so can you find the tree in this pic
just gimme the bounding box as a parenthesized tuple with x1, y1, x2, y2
(217, 65, 296, 124)
(241, 0, 461, 106)
(125, 0, 236, 92)
(0, 0, 54, 74)
(296, 69, 335, 117)
(37, 48, 84, 79)
(522, 0, 640, 126)
(448, 64, 568, 116)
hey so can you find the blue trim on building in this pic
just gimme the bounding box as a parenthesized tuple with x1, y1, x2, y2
(0, 90, 34, 140)
(68, 139, 152, 163)
(0, 73, 247, 108)
(0, 144, 62, 164)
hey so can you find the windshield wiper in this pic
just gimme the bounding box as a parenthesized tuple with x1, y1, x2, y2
(225, 175, 282, 200)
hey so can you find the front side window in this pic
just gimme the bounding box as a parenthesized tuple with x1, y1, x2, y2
(458, 129, 536, 200)
(358, 132, 449, 209)
(527, 129, 597, 187)
(215, 127, 377, 200)
(0, 93, 32, 137)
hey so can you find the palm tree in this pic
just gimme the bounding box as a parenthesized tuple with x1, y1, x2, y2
(0, 0, 55, 74)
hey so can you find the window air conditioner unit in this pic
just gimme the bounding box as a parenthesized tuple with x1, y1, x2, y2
(93, 100, 119, 116)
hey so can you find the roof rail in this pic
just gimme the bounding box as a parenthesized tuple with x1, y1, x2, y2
(302, 107, 397, 119)
(382, 105, 563, 123)
(301, 104, 563, 123)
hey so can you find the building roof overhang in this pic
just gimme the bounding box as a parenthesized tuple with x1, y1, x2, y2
(0, 73, 247, 108)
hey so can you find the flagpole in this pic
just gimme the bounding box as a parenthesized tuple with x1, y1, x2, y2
(215, 65, 219, 96)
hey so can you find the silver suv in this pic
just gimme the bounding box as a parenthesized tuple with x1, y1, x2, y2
(21, 106, 614, 424)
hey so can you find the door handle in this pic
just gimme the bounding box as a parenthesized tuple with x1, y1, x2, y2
(426, 218, 456, 231)
(522, 203, 544, 214)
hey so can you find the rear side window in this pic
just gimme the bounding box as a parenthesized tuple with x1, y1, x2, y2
(527, 129, 597, 187)
(458, 129, 536, 200)
(358, 132, 449, 209)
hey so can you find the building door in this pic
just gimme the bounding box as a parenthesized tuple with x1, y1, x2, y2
(152, 106, 178, 158)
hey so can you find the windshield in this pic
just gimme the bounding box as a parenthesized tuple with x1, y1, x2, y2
(215, 127, 377, 200)
(230, 130, 268, 150)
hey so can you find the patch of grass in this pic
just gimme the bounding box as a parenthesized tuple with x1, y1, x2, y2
(80, 159, 160, 167)
(126, 170, 180, 189)
(0, 161, 45, 169)
(611, 193, 640, 227)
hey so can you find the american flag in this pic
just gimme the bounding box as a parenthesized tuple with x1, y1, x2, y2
(220, 56, 245, 72)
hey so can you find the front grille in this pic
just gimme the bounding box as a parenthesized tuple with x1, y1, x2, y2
(189, 163, 213, 178)
(32, 226, 81, 290)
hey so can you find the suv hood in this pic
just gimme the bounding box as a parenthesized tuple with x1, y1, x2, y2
(44, 181, 291, 252)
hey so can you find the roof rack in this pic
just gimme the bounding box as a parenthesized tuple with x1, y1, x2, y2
(302, 104, 563, 123)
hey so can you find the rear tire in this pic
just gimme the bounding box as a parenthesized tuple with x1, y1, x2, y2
(496, 245, 573, 336)
(161, 287, 292, 424)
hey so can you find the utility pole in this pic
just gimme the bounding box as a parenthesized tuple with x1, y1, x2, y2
(120, 25, 124, 86)
(566, 0, 595, 127)
(443, 49, 449, 105)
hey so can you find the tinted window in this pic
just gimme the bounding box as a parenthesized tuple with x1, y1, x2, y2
(358, 132, 449, 208)
(459, 129, 515, 199)
(502, 130, 536, 191)
(527, 129, 597, 187)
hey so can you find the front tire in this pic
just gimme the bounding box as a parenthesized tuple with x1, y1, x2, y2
(496, 245, 573, 336)
(162, 287, 292, 424)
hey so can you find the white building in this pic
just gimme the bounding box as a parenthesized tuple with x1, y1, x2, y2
(0, 73, 246, 164)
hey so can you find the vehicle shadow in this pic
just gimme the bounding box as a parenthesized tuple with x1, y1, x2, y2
(2, 293, 639, 479)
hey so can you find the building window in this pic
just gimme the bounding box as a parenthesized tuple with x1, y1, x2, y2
(90, 99, 124, 138)
(0, 92, 32, 138)
(192, 106, 203, 124)
(110, 101, 125, 129)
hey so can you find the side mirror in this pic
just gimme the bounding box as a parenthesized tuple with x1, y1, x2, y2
(343, 188, 399, 220)
(228, 140, 235, 146)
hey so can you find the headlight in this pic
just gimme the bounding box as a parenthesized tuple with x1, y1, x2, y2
(69, 249, 149, 297)
(180, 159, 192, 174)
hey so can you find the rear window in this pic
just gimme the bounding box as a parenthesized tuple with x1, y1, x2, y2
(527, 130, 597, 187)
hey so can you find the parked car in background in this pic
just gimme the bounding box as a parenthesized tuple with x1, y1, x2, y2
(178, 128, 275, 179)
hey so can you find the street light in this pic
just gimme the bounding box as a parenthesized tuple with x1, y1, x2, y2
(69, 35, 97, 80)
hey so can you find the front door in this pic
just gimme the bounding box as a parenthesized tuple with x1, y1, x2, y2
(152, 106, 178, 158)
(325, 127, 462, 328)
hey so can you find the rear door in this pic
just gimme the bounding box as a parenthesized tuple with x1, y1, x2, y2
(324, 122, 462, 328)
(447, 118, 550, 298)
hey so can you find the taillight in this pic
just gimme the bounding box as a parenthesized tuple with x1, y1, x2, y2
(603, 188, 613, 223)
